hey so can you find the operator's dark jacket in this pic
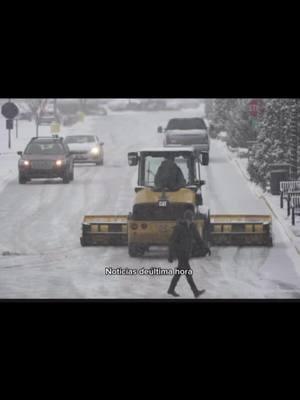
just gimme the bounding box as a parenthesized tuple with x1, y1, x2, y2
(169, 218, 209, 261)
(154, 159, 186, 191)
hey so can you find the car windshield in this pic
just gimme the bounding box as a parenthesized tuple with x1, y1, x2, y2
(25, 142, 65, 155)
(65, 136, 95, 144)
(166, 118, 207, 130)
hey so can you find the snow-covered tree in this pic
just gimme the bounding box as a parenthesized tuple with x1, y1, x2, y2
(226, 99, 259, 147)
(247, 99, 299, 187)
(205, 98, 259, 146)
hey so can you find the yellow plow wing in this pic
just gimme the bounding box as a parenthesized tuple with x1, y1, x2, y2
(81, 215, 128, 246)
(209, 215, 273, 246)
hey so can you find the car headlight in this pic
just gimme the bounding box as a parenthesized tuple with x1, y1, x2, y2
(56, 160, 63, 167)
(21, 160, 30, 166)
(91, 147, 100, 155)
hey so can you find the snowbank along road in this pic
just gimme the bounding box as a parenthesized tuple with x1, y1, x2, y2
(1, 108, 300, 299)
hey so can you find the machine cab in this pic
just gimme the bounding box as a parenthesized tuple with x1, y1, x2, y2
(128, 147, 205, 190)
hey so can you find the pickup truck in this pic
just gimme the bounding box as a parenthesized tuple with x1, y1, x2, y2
(158, 118, 210, 165)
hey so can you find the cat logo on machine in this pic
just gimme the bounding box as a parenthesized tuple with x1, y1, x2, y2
(158, 200, 168, 208)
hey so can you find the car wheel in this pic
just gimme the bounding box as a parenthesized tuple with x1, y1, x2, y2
(96, 156, 104, 166)
(19, 174, 27, 184)
(62, 171, 70, 184)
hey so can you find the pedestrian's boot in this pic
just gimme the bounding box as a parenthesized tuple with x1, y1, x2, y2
(168, 275, 181, 297)
(194, 289, 206, 298)
(167, 289, 180, 297)
(186, 275, 204, 298)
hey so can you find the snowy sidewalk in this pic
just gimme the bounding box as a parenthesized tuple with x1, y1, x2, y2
(219, 140, 300, 255)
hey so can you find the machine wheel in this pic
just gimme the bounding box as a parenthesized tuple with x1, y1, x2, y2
(80, 237, 89, 247)
(203, 210, 211, 243)
(129, 244, 145, 257)
(192, 245, 208, 258)
(202, 153, 209, 166)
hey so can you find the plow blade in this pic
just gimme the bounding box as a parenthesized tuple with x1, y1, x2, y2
(81, 214, 273, 248)
(81, 215, 128, 246)
(209, 215, 273, 246)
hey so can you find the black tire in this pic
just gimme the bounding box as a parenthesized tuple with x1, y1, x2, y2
(70, 168, 74, 181)
(202, 153, 209, 166)
(80, 237, 88, 247)
(128, 243, 145, 257)
(192, 245, 208, 258)
(96, 157, 104, 166)
(62, 171, 70, 184)
(202, 220, 210, 244)
(19, 175, 27, 184)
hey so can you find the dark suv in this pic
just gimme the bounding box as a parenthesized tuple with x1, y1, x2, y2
(18, 137, 74, 184)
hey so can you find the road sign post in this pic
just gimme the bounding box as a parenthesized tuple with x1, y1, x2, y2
(36, 119, 39, 137)
(6, 119, 13, 149)
(2, 101, 19, 150)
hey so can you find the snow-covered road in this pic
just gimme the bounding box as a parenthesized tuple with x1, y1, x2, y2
(1, 109, 300, 299)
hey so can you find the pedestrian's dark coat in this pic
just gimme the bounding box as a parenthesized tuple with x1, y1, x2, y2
(154, 159, 186, 191)
(169, 218, 208, 260)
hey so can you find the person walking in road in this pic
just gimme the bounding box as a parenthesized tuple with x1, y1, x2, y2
(167, 209, 211, 298)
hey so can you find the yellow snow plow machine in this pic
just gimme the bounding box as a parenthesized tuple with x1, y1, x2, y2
(80, 147, 273, 257)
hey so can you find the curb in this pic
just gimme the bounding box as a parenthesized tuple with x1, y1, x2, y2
(261, 195, 300, 255)
(225, 145, 300, 255)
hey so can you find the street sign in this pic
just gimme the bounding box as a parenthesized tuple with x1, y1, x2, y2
(248, 99, 264, 118)
(78, 111, 85, 122)
(51, 121, 60, 134)
(6, 119, 13, 130)
(1, 102, 19, 119)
